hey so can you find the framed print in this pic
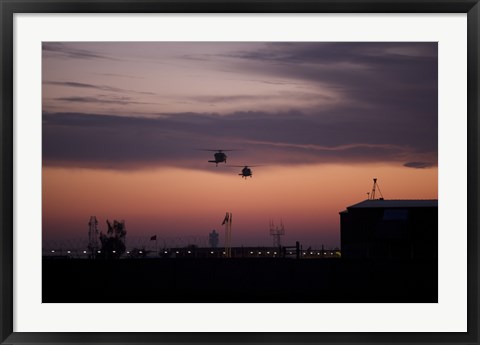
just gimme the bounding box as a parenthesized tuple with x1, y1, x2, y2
(41, 40, 440, 304)
(1, 1, 479, 344)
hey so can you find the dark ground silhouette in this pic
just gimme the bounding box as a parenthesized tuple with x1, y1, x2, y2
(43, 258, 437, 303)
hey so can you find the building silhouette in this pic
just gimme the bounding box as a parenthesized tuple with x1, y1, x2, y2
(209, 229, 219, 248)
(340, 199, 438, 260)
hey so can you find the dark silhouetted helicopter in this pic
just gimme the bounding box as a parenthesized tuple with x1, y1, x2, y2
(201, 149, 234, 166)
(231, 165, 261, 179)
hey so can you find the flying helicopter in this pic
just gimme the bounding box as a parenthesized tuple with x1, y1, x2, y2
(230, 165, 262, 179)
(200, 149, 235, 166)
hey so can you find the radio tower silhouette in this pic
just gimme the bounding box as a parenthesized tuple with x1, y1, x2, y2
(269, 220, 285, 249)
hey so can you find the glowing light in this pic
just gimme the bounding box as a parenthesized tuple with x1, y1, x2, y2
(51, 250, 55, 253)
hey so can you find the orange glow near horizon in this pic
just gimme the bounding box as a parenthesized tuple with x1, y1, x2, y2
(42, 163, 437, 247)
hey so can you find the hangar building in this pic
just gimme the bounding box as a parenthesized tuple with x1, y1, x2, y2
(340, 199, 438, 259)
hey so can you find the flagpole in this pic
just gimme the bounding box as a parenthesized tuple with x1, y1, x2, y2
(231, 213, 233, 257)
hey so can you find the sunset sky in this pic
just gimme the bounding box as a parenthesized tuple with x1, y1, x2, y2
(42, 42, 438, 248)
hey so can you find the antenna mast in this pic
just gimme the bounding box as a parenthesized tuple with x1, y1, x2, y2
(369, 178, 384, 200)
(269, 220, 285, 249)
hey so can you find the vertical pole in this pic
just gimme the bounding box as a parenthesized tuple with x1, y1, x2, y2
(228, 213, 232, 258)
(224, 213, 228, 258)
(222, 212, 233, 258)
(228, 224, 230, 257)
(296, 241, 300, 260)
(371, 178, 377, 200)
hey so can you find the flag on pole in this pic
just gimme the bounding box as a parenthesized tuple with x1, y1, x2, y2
(150, 235, 157, 241)
(221, 213, 229, 225)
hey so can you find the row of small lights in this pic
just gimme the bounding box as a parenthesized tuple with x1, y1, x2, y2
(50, 250, 337, 256)
(51, 250, 124, 254)
(51, 250, 280, 255)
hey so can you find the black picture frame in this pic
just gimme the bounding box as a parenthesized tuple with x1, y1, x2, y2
(1, 0, 479, 344)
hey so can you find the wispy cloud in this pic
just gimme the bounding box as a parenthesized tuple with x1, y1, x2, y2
(223, 42, 436, 65)
(41, 42, 438, 171)
(96, 73, 145, 79)
(54, 96, 156, 106)
(403, 161, 436, 169)
(244, 139, 409, 153)
(43, 42, 119, 61)
(191, 91, 331, 104)
(246, 79, 305, 86)
(218, 42, 438, 113)
(43, 110, 437, 170)
(44, 81, 155, 96)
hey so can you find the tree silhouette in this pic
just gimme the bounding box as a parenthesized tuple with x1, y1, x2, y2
(97, 220, 126, 259)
